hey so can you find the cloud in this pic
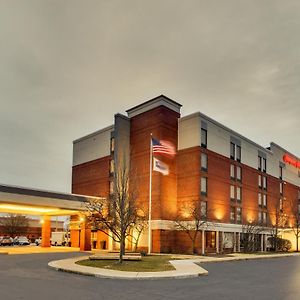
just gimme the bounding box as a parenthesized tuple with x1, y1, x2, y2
(0, 0, 299, 191)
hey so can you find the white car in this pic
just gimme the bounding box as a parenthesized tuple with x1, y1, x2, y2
(16, 236, 30, 245)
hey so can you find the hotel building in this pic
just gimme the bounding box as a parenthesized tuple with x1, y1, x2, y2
(72, 95, 300, 254)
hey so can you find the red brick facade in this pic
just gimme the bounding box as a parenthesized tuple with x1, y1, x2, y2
(71, 96, 300, 254)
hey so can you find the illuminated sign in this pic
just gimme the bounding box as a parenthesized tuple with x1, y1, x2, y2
(283, 154, 300, 169)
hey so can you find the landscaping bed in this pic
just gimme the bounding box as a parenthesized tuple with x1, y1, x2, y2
(76, 255, 175, 272)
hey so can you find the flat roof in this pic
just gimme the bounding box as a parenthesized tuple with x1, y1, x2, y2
(0, 184, 98, 203)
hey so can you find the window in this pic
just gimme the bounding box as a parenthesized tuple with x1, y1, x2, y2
(258, 193, 262, 207)
(262, 176, 267, 190)
(236, 207, 242, 223)
(298, 202, 300, 215)
(236, 166, 242, 181)
(110, 160, 114, 174)
(298, 190, 300, 200)
(201, 153, 208, 171)
(230, 143, 235, 160)
(109, 181, 114, 194)
(201, 128, 207, 148)
(262, 158, 267, 172)
(230, 185, 235, 200)
(230, 164, 235, 179)
(236, 187, 242, 202)
(230, 206, 235, 222)
(201, 201, 207, 218)
(110, 137, 115, 152)
(236, 145, 241, 162)
(263, 194, 267, 208)
(279, 166, 283, 180)
(280, 182, 283, 195)
(279, 198, 283, 211)
(230, 142, 241, 162)
(258, 175, 262, 188)
(258, 211, 262, 223)
(263, 212, 267, 224)
(201, 177, 207, 195)
(258, 156, 262, 171)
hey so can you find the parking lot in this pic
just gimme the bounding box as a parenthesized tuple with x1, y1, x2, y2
(0, 253, 300, 300)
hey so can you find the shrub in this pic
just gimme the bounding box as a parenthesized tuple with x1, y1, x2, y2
(268, 237, 292, 252)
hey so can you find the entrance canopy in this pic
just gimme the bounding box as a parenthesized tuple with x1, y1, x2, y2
(0, 184, 98, 216)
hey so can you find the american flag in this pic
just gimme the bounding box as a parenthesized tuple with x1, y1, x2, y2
(152, 138, 176, 158)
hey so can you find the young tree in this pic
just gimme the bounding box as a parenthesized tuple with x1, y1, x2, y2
(0, 214, 29, 237)
(175, 200, 208, 254)
(86, 159, 140, 263)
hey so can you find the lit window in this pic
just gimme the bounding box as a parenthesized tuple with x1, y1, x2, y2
(236, 207, 242, 223)
(230, 206, 235, 222)
(201, 153, 208, 171)
(110, 160, 114, 174)
(236, 187, 241, 202)
(109, 181, 114, 194)
(110, 137, 115, 153)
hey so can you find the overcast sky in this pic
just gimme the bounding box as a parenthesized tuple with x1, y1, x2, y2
(0, 0, 300, 193)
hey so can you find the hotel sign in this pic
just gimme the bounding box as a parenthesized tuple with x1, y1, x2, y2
(283, 154, 300, 169)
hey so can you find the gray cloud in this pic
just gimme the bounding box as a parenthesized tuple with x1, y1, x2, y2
(0, 0, 299, 192)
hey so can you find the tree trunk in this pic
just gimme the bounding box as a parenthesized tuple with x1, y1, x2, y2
(297, 234, 299, 252)
(119, 235, 126, 263)
(192, 239, 196, 254)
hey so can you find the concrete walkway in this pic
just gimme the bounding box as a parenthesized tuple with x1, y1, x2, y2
(48, 252, 300, 280)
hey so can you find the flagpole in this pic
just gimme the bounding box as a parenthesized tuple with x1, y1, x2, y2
(148, 133, 153, 254)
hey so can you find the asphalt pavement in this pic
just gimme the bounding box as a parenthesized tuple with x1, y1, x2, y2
(0, 252, 299, 300)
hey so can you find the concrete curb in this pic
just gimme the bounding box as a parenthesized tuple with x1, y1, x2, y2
(48, 256, 209, 280)
(48, 252, 300, 280)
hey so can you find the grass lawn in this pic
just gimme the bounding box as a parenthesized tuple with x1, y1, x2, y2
(76, 255, 175, 272)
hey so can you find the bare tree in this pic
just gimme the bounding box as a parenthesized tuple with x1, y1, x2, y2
(175, 200, 208, 254)
(241, 222, 263, 253)
(269, 198, 288, 252)
(86, 159, 140, 263)
(288, 197, 300, 252)
(0, 214, 29, 237)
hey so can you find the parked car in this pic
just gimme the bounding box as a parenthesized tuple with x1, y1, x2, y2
(35, 237, 42, 246)
(0, 237, 13, 246)
(14, 236, 30, 245)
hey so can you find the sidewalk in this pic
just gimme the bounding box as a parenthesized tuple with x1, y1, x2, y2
(48, 252, 300, 280)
